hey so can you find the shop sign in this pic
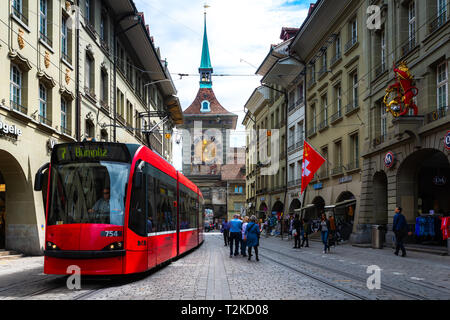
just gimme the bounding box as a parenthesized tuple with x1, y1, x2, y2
(0, 118, 22, 137)
(433, 176, 447, 186)
(313, 182, 323, 190)
(445, 131, 450, 150)
(384, 151, 395, 168)
(339, 176, 352, 184)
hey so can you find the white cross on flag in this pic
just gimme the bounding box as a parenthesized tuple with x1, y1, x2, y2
(301, 140, 326, 194)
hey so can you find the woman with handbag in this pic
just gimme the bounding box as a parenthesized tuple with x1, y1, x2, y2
(245, 215, 261, 261)
(292, 214, 302, 248)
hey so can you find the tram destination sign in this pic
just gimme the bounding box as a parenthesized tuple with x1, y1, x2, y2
(53, 143, 130, 163)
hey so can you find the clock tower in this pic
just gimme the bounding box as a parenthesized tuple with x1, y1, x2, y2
(178, 9, 238, 221)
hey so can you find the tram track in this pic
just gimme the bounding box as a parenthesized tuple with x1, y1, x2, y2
(259, 245, 440, 300)
(259, 252, 369, 300)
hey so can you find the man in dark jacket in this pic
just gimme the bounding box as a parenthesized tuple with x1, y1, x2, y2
(393, 207, 408, 257)
(221, 219, 230, 246)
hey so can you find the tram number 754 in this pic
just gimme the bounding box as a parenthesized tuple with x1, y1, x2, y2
(101, 231, 123, 237)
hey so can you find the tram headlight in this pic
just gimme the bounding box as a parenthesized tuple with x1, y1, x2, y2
(103, 242, 124, 251)
(46, 241, 60, 250)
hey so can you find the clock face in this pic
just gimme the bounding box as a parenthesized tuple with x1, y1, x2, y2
(195, 140, 217, 163)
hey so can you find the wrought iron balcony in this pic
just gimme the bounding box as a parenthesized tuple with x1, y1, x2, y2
(331, 165, 344, 176)
(12, 7, 28, 25)
(39, 32, 52, 47)
(401, 37, 416, 57)
(330, 109, 342, 124)
(318, 119, 328, 131)
(330, 52, 342, 66)
(372, 134, 387, 147)
(39, 115, 52, 126)
(375, 63, 386, 78)
(295, 96, 304, 107)
(344, 37, 358, 53)
(345, 100, 359, 115)
(347, 160, 360, 171)
(62, 52, 72, 65)
(307, 126, 316, 137)
(61, 126, 72, 136)
(425, 106, 448, 124)
(429, 11, 448, 34)
(10, 100, 27, 114)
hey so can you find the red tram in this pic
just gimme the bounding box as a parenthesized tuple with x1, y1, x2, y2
(34, 142, 204, 275)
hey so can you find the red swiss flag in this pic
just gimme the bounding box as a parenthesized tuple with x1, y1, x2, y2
(301, 140, 326, 194)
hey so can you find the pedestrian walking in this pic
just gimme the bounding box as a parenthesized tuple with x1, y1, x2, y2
(328, 214, 337, 248)
(241, 216, 249, 257)
(288, 215, 294, 240)
(221, 219, 230, 246)
(317, 213, 331, 254)
(229, 214, 242, 257)
(393, 207, 410, 257)
(301, 218, 310, 247)
(245, 215, 261, 261)
(292, 214, 302, 248)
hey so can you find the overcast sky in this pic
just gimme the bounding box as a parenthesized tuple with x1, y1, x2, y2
(134, 0, 310, 170)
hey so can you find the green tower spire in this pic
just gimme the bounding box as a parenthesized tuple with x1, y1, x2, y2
(199, 11, 213, 88)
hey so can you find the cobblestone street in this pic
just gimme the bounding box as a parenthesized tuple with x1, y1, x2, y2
(0, 232, 449, 300)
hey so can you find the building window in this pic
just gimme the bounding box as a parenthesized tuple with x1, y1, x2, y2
(335, 85, 342, 117)
(381, 29, 386, 71)
(201, 100, 210, 112)
(61, 15, 68, 59)
(126, 101, 133, 127)
(349, 133, 359, 169)
(437, 0, 447, 25)
(12, 0, 28, 25)
(321, 94, 328, 125)
(351, 18, 358, 43)
(39, 83, 48, 124)
(60, 98, 71, 134)
(437, 61, 448, 111)
(85, 52, 95, 96)
(85, 120, 94, 139)
(85, 0, 91, 23)
(10, 64, 23, 112)
(408, 1, 416, 45)
(100, 69, 108, 106)
(350, 72, 358, 108)
(381, 103, 387, 139)
(39, 0, 49, 44)
(335, 33, 341, 58)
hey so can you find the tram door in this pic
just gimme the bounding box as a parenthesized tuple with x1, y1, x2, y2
(0, 172, 5, 249)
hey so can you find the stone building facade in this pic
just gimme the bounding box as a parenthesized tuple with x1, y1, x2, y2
(0, 0, 181, 254)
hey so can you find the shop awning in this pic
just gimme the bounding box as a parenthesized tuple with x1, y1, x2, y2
(324, 199, 356, 210)
(296, 204, 315, 213)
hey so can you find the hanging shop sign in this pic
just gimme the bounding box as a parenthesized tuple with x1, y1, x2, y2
(445, 131, 450, 150)
(313, 182, 323, 190)
(384, 151, 395, 168)
(339, 176, 353, 184)
(433, 176, 447, 186)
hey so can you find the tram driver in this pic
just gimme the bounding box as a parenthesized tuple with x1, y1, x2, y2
(88, 188, 123, 225)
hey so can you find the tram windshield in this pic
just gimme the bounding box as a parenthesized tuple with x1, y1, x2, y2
(47, 162, 130, 226)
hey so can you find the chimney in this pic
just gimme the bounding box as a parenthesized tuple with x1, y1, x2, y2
(308, 3, 316, 16)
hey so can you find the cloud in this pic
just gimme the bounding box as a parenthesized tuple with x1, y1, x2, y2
(134, 0, 310, 170)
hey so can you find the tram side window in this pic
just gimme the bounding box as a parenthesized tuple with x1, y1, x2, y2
(147, 173, 155, 233)
(151, 168, 176, 233)
(179, 190, 189, 230)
